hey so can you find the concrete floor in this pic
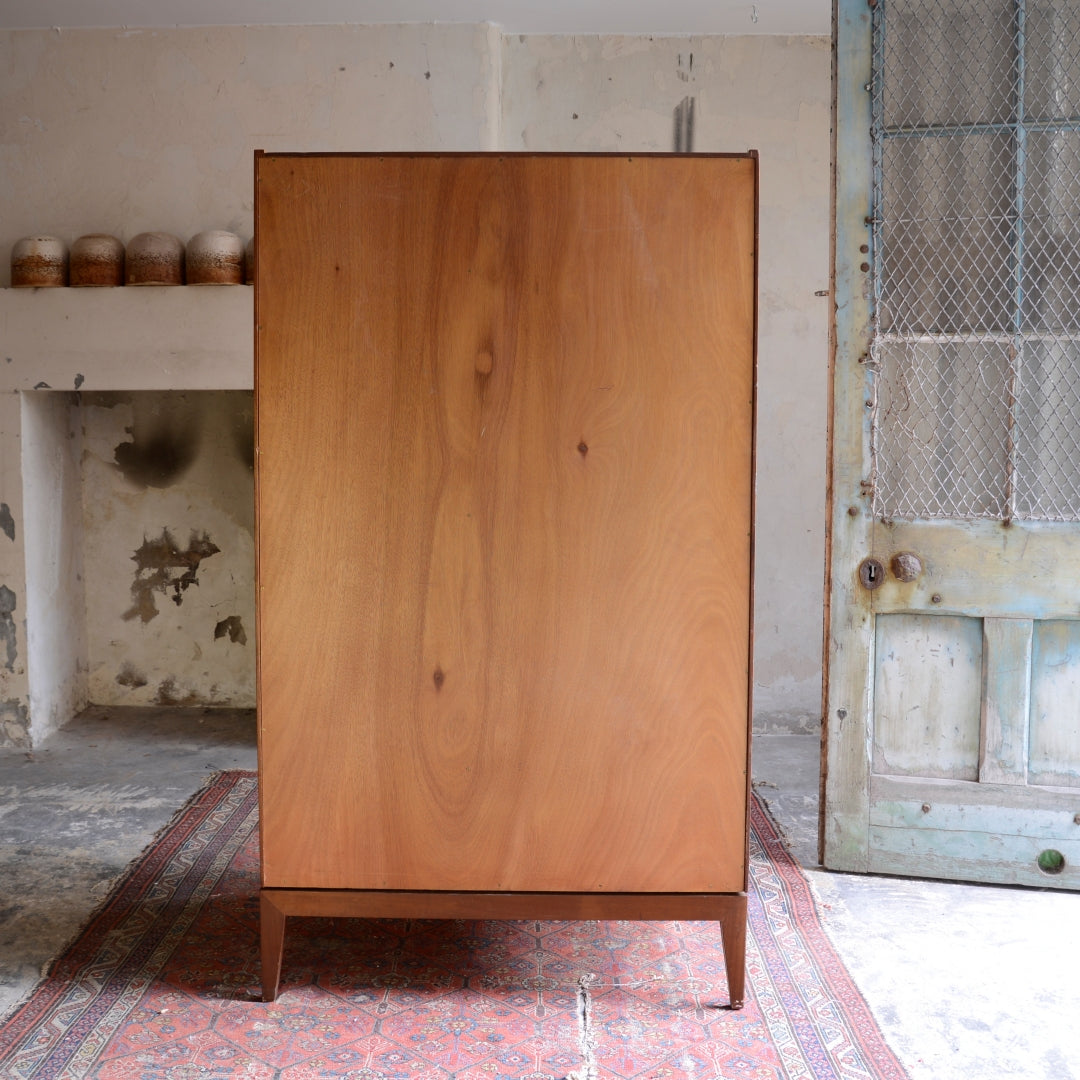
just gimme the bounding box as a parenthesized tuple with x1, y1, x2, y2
(1, 709, 1077, 1079)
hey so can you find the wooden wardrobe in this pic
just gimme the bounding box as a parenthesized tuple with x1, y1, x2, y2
(254, 151, 758, 1004)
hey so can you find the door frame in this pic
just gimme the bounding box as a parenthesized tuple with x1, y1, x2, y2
(821, 0, 876, 872)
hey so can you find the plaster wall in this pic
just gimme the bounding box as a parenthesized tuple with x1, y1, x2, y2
(80, 391, 255, 710)
(21, 392, 87, 744)
(0, 23, 499, 744)
(502, 35, 832, 731)
(0, 23, 830, 744)
(0, 23, 501, 284)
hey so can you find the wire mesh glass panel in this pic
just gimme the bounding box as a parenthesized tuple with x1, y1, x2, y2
(880, 1, 1017, 128)
(1026, 3, 1080, 118)
(871, 0, 1080, 521)
(873, 339, 1013, 519)
(878, 135, 1015, 334)
(1023, 131, 1080, 333)
(1015, 340, 1080, 518)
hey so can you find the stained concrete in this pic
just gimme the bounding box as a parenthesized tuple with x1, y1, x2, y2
(0, 706, 256, 1019)
(752, 734, 1080, 1080)
(0, 715, 1076, 1079)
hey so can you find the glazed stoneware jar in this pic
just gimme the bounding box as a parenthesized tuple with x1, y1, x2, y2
(70, 234, 125, 287)
(126, 232, 185, 285)
(11, 235, 68, 287)
(186, 230, 245, 285)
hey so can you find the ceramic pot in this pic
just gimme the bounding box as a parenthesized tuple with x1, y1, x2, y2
(70, 234, 125, 287)
(126, 232, 184, 285)
(11, 235, 68, 287)
(186, 230, 244, 285)
(245, 236, 255, 285)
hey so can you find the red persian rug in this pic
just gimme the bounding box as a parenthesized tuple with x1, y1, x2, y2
(0, 771, 908, 1080)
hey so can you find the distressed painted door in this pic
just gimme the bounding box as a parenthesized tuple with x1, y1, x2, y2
(824, 0, 1080, 888)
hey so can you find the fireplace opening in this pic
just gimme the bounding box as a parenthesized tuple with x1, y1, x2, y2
(22, 389, 254, 743)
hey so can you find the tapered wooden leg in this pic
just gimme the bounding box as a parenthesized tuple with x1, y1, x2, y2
(260, 890, 287, 1002)
(720, 894, 747, 1009)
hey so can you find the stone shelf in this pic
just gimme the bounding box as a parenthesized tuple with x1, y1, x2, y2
(0, 285, 253, 393)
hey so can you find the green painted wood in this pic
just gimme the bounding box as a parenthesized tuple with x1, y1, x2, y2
(1029, 621, 1080, 788)
(822, 0, 877, 873)
(870, 520, 1080, 619)
(870, 791, 1078, 837)
(825, 0, 1080, 890)
(867, 826, 1079, 890)
(873, 614, 983, 781)
(871, 772, 1080, 813)
(979, 618, 1033, 785)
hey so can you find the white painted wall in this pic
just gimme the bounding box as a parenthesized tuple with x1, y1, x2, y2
(20, 392, 87, 744)
(0, 23, 501, 287)
(0, 22, 829, 744)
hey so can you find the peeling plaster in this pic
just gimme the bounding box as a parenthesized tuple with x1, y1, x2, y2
(0, 587, 16, 672)
(123, 529, 221, 623)
(214, 615, 247, 645)
(0, 505, 14, 543)
(0, 699, 30, 749)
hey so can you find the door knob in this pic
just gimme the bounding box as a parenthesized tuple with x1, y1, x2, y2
(889, 552, 923, 582)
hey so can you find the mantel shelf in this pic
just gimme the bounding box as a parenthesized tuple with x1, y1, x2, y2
(0, 285, 253, 393)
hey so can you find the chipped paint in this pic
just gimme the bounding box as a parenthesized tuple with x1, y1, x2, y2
(0, 587, 16, 672)
(123, 529, 220, 623)
(0, 698, 30, 749)
(213, 615, 247, 645)
(80, 392, 255, 711)
(0, 505, 13, 543)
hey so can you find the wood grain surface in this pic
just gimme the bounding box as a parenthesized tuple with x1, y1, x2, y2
(256, 153, 756, 894)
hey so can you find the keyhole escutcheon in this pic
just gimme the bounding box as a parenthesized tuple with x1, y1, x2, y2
(858, 557, 885, 591)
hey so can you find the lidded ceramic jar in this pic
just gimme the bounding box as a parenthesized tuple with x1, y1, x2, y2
(244, 236, 255, 285)
(186, 230, 244, 285)
(11, 235, 68, 287)
(126, 232, 185, 285)
(70, 234, 125, 287)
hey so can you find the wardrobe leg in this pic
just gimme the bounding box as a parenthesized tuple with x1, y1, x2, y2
(260, 890, 287, 1002)
(720, 894, 747, 1010)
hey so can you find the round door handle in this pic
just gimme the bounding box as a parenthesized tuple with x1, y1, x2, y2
(890, 551, 923, 582)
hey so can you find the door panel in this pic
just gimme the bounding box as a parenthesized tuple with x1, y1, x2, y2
(825, 0, 1080, 889)
(1029, 621, 1080, 788)
(873, 614, 983, 781)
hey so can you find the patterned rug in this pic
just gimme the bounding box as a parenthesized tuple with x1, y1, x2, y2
(0, 771, 908, 1080)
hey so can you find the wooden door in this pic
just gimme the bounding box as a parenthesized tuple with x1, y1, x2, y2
(256, 153, 757, 895)
(825, 0, 1080, 889)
